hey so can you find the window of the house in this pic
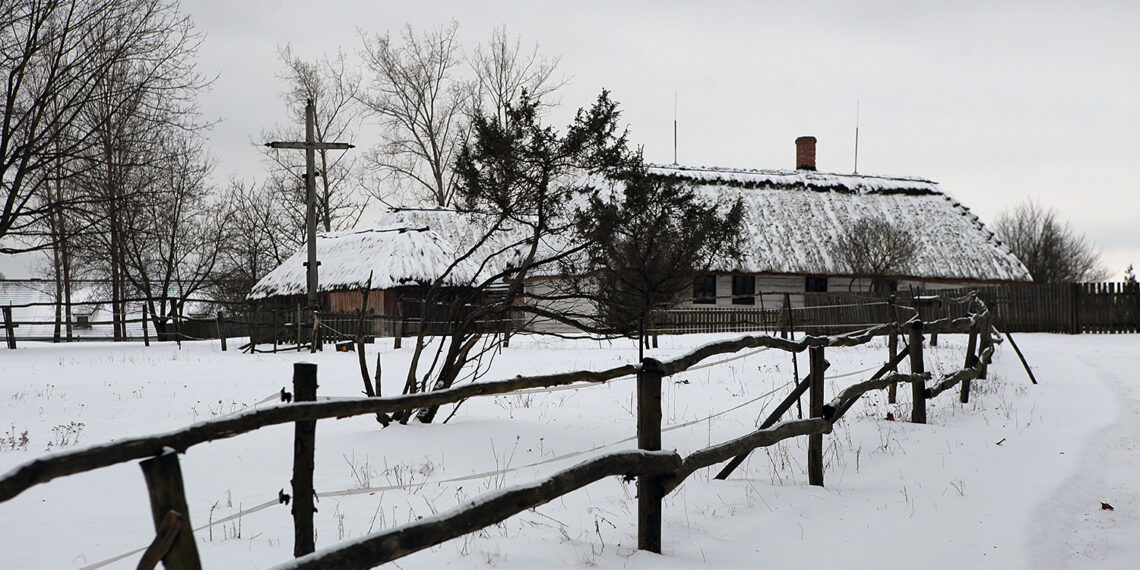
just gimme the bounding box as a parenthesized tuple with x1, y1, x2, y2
(693, 275, 717, 304)
(880, 280, 899, 295)
(731, 275, 756, 305)
(805, 276, 828, 293)
(75, 315, 90, 329)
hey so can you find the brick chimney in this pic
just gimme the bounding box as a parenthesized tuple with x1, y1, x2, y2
(795, 136, 817, 171)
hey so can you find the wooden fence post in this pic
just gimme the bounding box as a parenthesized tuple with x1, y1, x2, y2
(292, 363, 318, 557)
(354, 288, 375, 398)
(503, 302, 512, 348)
(272, 309, 280, 353)
(295, 304, 303, 352)
(357, 350, 373, 398)
(978, 315, 991, 380)
(1004, 331, 1039, 384)
(783, 293, 803, 418)
(249, 305, 259, 353)
(780, 293, 792, 339)
(930, 299, 941, 346)
(393, 300, 403, 350)
(4, 306, 17, 349)
(808, 346, 826, 487)
(1134, 282, 1140, 333)
(637, 358, 665, 553)
(1070, 282, 1081, 334)
(309, 309, 320, 354)
(960, 324, 978, 403)
(374, 353, 383, 398)
(217, 311, 227, 352)
(887, 295, 899, 404)
(908, 321, 926, 424)
(173, 301, 183, 349)
(142, 304, 151, 347)
(139, 450, 202, 570)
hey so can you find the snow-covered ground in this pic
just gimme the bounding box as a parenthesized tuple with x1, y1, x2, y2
(1, 332, 1137, 569)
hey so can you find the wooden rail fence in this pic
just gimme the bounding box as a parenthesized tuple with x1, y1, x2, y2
(3, 282, 1135, 351)
(0, 295, 1011, 568)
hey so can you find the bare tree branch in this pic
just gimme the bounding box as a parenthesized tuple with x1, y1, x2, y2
(836, 217, 919, 294)
(993, 199, 1107, 283)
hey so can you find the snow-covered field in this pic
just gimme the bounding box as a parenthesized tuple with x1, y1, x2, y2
(1, 332, 1137, 569)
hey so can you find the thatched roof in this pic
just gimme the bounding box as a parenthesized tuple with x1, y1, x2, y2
(247, 225, 479, 300)
(640, 164, 1031, 282)
(247, 209, 528, 300)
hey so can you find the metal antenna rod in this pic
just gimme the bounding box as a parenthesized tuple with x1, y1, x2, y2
(854, 100, 860, 174)
(673, 92, 678, 165)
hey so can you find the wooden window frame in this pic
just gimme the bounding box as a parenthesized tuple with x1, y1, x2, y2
(692, 275, 717, 305)
(805, 276, 828, 293)
(731, 275, 756, 305)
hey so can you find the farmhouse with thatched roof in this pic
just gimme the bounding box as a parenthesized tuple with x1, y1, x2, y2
(635, 137, 1031, 310)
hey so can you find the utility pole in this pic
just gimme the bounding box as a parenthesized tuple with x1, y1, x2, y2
(266, 99, 354, 312)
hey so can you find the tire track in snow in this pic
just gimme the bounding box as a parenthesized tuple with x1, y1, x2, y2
(1027, 351, 1140, 568)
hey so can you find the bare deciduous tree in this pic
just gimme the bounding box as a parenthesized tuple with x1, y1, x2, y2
(0, 0, 201, 253)
(358, 23, 565, 208)
(118, 134, 225, 337)
(467, 26, 566, 126)
(359, 22, 467, 208)
(211, 178, 300, 304)
(993, 199, 1107, 283)
(263, 45, 364, 233)
(48, 0, 208, 339)
(836, 217, 919, 295)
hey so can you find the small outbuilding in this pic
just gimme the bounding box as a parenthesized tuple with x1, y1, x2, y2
(246, 208, 521, 337)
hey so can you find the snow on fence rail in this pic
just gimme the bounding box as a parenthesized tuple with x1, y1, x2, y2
(0, 295, 1010, 569)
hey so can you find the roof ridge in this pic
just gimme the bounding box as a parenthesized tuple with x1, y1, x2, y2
(646, 163, 937, 185)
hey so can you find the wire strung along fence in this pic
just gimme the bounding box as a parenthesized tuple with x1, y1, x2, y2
(0, 292, 1019, 569)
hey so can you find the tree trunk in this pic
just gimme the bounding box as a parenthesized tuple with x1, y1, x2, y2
(51, 241, 62, 342)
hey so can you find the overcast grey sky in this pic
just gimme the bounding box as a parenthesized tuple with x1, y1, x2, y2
(3, 0, 1137, 278)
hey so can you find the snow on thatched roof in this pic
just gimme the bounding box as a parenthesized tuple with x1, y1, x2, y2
(640, 164, 1031, 282)
(247, 224, 483, 300)
(247, 209, 533, 301)
(646, 164, 942, 194)
(380, 208, 526, 259)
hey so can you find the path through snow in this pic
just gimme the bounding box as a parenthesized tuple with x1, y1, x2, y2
(1026, 336, 1140, 568)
